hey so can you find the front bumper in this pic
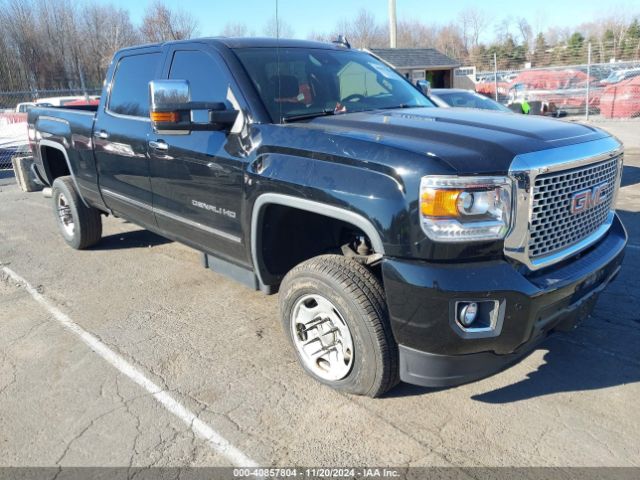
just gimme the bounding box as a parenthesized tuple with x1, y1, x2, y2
(382, 214, 627, 388)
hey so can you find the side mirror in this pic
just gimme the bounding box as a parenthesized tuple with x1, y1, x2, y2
(416, 79, 431, 96)
(149, 79, 239, 134)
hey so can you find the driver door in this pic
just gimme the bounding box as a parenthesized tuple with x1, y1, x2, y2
(148, 46, 247, 263)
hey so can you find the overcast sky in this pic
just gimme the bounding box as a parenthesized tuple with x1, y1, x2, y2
(106, 0, 639, 42)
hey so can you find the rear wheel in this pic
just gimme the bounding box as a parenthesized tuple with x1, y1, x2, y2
(52, 176, 102, 249)
(279, 254, 398, 397)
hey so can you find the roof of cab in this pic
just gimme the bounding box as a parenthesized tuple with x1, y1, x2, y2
(209, 37, 344, 49)
(118, 37, 345, 53)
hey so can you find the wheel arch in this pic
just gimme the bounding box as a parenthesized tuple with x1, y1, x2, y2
(39, 140, 88, 207)
(251, 193, 385, 288)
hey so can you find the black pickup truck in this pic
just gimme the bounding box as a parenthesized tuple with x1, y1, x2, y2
(27, 38, 626, 397)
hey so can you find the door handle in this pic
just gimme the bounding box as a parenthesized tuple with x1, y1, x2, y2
(149, 140, 169, 152)
(94, 130, 109, 139)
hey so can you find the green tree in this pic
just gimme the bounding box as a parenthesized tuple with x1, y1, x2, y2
(603, 29, 616, 60)
(566, 32, 586, 64)
(498, 34, 526, 69)
(532, 32, 549, 66)
(622, 18, 640, 60)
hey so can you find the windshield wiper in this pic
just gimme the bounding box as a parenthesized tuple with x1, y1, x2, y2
(282, 109, 336, 123)
(376, 104, 428, 111)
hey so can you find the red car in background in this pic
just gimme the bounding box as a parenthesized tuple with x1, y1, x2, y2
(600, 75, 640, 118)
(506, 69, 602, 114)
(475, 78, 510, 103)
(63, 98, 100, 107)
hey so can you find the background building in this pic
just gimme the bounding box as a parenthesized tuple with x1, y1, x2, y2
(370, 48, 461, 87)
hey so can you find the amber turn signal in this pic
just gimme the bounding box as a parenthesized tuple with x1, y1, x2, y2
(420, 188, 463, 217)
(150, 111, 180, 123)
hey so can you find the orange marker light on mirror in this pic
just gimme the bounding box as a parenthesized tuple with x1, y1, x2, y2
(420, 188, 463, 217)
(151, 111, 180, 123)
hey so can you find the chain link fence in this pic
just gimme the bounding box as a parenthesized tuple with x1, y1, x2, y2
(454, 42, 640, 119)
(0, 88, 102, 110)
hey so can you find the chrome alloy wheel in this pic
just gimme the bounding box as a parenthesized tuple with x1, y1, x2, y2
(290, 294, 354, 381)
(57, 192, 74, 236)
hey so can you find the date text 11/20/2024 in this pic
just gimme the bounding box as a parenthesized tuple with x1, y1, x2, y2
(232, 468, 402, 477)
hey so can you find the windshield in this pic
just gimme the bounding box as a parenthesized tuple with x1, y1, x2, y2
(234, 47, 434, 122)
(436, 91, 511, 112)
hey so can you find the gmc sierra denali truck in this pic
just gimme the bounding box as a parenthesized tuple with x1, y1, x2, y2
(27, 38, 626, 397)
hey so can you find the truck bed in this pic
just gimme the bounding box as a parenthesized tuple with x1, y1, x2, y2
(27, 105, 102, 208)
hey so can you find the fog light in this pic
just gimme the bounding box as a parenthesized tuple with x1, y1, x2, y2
(458, 302, 478, 327)
(451, 300, 504, 338)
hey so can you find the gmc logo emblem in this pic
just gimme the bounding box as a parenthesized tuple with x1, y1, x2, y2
(570, 182, 609, 215)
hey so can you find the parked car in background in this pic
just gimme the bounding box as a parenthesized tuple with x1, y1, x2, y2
(15, 102, 35, 113)
(429, 88, 513, 113)
(506, 69, 601, 114)
(35, 96, 99, 107)
(576, 65, 613, 82)
(601, 67, 640, 85)
(475, 78, 510, 103)
(63, 98, 100, 107)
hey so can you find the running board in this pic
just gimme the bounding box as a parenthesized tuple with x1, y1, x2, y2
(201, 253, 274, 295)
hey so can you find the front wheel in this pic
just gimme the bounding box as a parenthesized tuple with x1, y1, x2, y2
(279, 255, 398, 397)
(52, 176, 102, 249)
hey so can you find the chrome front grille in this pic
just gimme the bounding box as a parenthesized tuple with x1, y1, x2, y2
(529, 157, 619, 258)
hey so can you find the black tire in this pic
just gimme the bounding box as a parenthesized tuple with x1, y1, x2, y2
(279, 254, 399, 397)
(52, 176, 102, 249)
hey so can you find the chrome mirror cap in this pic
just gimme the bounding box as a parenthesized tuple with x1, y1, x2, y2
(149, 79, 190, 111)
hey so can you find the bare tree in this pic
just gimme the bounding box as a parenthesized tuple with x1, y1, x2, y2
(307, 30, 333, 43)
(516, 17, 534, 56)
(396, 19, 438, 48)
(1, 0, 53, 89)
(458, 6, 488, 51)
(221, 22, 251, 37)
(140, 0, 198, 43)
(80, 3, 139, 87)
(0, 0, 34, 90)
(333, 8, 386, 48)
(435, 22, 466, 60)
(263, 16, 294, 38)
(494, 17, 514, 44)
(601, 10, 633, 59)
(37, 0, 82, 88)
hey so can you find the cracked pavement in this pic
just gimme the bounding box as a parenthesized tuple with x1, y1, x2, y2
(0, 151, 639, 468)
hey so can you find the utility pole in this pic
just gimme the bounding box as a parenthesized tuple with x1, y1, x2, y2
(78, 63, 88, 101)
(585, 42, 592, 121)
(388, 0, 397, 48)
(494, 52, 498, 102)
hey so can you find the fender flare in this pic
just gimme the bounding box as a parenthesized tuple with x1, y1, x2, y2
(250, 193, 385, 286)
(39, 139, 89, 207)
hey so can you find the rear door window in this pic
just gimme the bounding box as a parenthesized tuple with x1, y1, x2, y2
(108, 52, 161, 117)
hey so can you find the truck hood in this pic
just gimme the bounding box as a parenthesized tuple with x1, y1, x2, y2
(296, 107, 610, 174)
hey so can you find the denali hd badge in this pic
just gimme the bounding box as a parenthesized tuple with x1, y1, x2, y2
(192, 199, 237, 219)
(570, 182, 608, 215)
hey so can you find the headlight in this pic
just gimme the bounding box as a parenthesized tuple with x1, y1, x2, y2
(419, 176, 512, 242)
